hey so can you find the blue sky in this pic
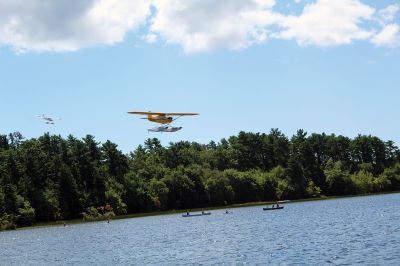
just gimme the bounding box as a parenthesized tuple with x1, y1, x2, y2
(0, 0, 399, 152)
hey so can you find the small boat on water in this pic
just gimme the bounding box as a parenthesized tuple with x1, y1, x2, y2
(182, 212, 211, 217)
(263, 206, 284, 210)
(263, 201, 285, 211)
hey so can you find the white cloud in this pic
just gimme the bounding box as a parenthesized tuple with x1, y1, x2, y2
(273, 0, 375, 47)
(143, 33, 158, 43)
(371, 4, 400, 48)
(0, 0, 151, 52)
(0, 0, 399, 53)
(371, 23, 400, 48)
(148, 0, 279, 53)
(377, 4, 400, 24)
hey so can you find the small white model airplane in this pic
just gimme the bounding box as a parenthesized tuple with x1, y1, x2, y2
(36, 114, 61, 124)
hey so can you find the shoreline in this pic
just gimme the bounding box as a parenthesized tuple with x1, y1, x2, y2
(7, 190, 400, 232)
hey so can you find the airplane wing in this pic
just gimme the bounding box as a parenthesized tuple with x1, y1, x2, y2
(128, 111, 166, 115)
(127, 111, 199, 116)
(165, 112, 199, 116)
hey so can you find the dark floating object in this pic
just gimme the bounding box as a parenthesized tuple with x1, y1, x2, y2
(263, 206, 284, 210)
(182, 212, 211, 217)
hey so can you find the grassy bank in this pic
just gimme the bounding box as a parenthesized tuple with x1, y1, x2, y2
(6, 190, 400, 232)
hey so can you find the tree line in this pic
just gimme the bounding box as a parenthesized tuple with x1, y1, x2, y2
(1, 129, 400, 230)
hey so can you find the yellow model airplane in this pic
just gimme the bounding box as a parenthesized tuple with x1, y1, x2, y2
(127, 111, 199, 124)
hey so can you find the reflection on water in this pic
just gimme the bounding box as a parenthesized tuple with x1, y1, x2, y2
(1, 193, 399, 265)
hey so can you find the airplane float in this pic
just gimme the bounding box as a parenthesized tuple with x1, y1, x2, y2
(127, 111, 198, 133)
(148, 125, 183, 133)
(36, 114, 61, 124)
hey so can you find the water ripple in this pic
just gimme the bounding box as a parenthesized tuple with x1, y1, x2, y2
(1, 193, 399, 265)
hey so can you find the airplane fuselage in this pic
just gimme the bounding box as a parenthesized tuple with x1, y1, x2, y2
(147, 114, 173, 124)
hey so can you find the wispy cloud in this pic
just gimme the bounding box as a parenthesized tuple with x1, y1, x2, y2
(372, 24, 400, 48)
(377, 3, 400, 24)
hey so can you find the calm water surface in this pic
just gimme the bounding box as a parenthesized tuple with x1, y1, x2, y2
(1, 193, 399, 265)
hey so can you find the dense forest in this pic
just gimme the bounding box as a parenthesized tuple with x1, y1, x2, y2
(1, 129, 400, 230)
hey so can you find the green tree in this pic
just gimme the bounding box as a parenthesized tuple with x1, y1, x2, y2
(204, 169, 234, 206)
(350, 170, 375, 194)
(379, 163, 400, 191)
(162, 167, 197, 209)
(148, 178, 169, 210)
(260, 166, 287, 200)
(15, 197, 35, 226)
(324, 159, 353, 195)
(285, 157, 306, 198)
(224, 169, 261, 203)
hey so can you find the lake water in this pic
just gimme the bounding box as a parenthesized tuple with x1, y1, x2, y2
(1, 193, 399, 265)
